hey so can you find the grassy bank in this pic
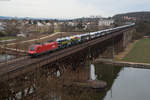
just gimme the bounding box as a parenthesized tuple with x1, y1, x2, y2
(0, 36, 16, 40)
(122, 38, 150, 63)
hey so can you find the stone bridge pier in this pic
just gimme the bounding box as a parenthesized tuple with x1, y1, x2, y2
(123, 28, 136, 48)
(100, 28, 136, 58)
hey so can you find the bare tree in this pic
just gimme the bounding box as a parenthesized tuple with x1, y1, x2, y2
(3, 20, 21, 36)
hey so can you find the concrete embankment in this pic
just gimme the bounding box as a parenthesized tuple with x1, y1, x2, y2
(95, 58, 150, 69)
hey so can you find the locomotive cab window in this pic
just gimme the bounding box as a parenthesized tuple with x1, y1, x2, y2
(30, 47, 35, 51)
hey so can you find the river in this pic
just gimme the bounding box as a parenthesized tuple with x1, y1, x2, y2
(99, 64, 150, 100)
(30, 62, 150, 100)
(3, 58, 150, 100)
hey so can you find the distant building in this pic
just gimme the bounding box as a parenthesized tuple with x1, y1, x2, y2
(98, 19, 114, 26)
(123, 16, 136, 21)
(46, 23, 51, 26)
(68, 22, 75, 26)
(37, 22, 44, 26)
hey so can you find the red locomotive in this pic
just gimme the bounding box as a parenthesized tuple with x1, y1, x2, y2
(28, 41, 58, 57)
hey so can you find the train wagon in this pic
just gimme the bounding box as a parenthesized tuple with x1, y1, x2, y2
(80, 33, 90, 42)
(70, 35, 81, 45)
(56, 37, 71, 48)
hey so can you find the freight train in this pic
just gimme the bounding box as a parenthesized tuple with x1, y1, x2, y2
(28, 23, 135, 57)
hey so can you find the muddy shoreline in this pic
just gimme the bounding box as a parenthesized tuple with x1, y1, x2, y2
(95, 58, 150, 69)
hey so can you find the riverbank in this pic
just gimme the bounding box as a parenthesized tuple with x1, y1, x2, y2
(121, 38, 150, 63)
(95, 58, 150, 69)
(96, 38, 150, 68)
(0, 36, 16, 41)
(114, 40, 139, 60)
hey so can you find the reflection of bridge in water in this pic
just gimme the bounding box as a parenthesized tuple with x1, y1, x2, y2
(0, 25, 135, 99)
(0, 63, 122, 100)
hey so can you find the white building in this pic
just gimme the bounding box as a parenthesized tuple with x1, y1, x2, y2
(37, 22, 44, 26)
(68, 22, 75, 26)
(99, 19, 114, 26)
(46, 23, 51, 26)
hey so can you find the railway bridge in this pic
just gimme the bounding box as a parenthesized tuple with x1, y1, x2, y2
(0, 25, 135, 99)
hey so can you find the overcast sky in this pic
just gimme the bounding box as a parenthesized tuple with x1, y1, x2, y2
(0, 0, 150, 18)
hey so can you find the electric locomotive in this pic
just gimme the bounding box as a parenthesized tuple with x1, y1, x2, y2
(28, 41, 58, 57)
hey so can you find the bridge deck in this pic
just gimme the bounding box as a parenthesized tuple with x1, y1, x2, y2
(0, 28, 132, 80)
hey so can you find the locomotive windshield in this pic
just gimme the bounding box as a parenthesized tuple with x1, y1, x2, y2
(30, 46, 36, 51)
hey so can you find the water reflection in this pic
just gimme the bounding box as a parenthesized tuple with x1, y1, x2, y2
(90, 64, 97, 80)
(28, 63, 122, 100)
(41, 63, 119, 100)
(9, 62, 150, 100)
(57, 70, 61, 77)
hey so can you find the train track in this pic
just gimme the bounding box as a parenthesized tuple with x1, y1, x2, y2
(0, 28, 133, 81)
(0, 56, 29, 66)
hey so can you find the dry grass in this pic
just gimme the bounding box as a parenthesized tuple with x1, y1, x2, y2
(114, 40, 139, 60)
(2, 32, 79, 52)
(121, 38, 150, 63)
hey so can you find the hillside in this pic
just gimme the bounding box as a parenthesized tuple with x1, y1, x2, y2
(113, 11, 150, 39)
(113, 11, 150, 21)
